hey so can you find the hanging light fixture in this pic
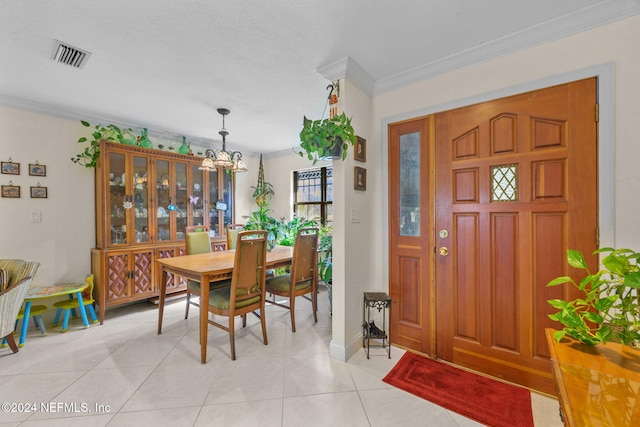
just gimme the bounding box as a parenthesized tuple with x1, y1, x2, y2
(199, 108, 247, 173)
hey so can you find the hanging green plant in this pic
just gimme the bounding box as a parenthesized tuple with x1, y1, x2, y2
(71, 121, 133, 168)
(299, 112, 357, 164)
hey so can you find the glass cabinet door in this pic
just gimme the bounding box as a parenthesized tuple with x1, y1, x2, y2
(175, 161, 188, 240)
(156, 159, 171, 242)
(191, 164, 205, 227)
(208, 169, 219, 237)
(108, 152, 127, 245)
(133, 155, 150, 243)
(221, 170, 233, 229)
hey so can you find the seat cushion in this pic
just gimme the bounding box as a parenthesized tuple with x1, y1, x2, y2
(209, 287, 261, 310)
(265, 274, 312, 293)
(188, 279, 230, 292)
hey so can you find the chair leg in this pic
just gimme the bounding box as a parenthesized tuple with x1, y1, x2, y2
(61, 309, 71, 332)
(312, 289, 318, 323)
(260, 307, 268, 346)
(242, 314, 247, 328)
(86, 304, 99, 324)
(229, 316, 236, 360)
(53, 308, 62, 326)
(34, 315, 47, 335)
(185, 293, 191, 319)
(290, 296, 296, 332)
(4, 333, 18, 353)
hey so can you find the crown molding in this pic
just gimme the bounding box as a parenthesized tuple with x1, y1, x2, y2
(367, 0, 640, 95)
(317, 56, 375, 96)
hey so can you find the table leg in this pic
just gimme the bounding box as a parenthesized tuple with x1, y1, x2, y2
(19, 301, 32, 347)
(75, 292, 89, 328)
(158, 267, 167, 334)
(200, 273, 209, 363)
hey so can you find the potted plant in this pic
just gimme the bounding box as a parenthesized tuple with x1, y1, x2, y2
(299, 112, 357, 164)
(277, 215, 319, 247)
(243, 207, 282, 251)
(317, 225, 333, 314)
(71, 121, 134, 168)
(547, 247, 640, 346)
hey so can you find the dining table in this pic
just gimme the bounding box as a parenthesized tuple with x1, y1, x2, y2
(156, 245, 294, 363)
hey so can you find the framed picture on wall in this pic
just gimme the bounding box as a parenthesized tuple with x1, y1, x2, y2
(1, 184, 20, 198)
(1, 161, 20, 175)
(354, 166, 367, 191)
(354, 136, 366, 162)
(30, 186, 48, 199)
(29, 163, 46, 176)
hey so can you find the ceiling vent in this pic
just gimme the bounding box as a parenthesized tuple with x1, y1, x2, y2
(50, 40, 91, 69)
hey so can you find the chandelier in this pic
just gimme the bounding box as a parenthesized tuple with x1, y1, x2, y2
(199, 108, 247, 173)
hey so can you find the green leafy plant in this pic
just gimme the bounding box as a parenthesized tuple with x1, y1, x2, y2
(317, 227, 333, 285)
(243, 206, 282, 250)
(277, 215, 319, 247)
(71, 121, 134, 168)
(547, 248, 640, 346)
(299, 112, 357, 164)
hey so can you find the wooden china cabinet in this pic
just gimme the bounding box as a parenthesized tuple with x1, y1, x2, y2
(91, 141, 234, 323)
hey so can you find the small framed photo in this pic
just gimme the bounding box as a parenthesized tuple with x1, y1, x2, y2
(30, 186, 48, 199)
(354, 166, 367, 191)
(1, 161, 20, 175)
(29, 163, 46, 177)
(1, 184, 21, 198)
(354, 136, 366, 162)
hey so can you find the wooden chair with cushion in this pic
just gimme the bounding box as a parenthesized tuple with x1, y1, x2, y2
(266, 227, 318, 332)
(225, 223, 244, 250)
(0, 259, 40, 353)
(207, 230, 268, 360)
(185, 225, 213, 319)
(53, 274, 99, 331)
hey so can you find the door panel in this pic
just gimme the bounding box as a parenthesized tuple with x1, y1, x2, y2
(388, 117, 433, 354)
(434, 78, 598, 394)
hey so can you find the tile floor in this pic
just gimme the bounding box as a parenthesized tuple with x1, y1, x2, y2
(0, 288, 563, 426)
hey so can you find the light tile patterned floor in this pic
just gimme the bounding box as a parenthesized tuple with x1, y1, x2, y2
(0, 287, 562, 426)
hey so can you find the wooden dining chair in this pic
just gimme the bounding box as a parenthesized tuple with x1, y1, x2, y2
(207, 230, 268, 360)
(225, 223, 244, 250)
(184, 225, 226, 319)
(265, 227, 318, 332)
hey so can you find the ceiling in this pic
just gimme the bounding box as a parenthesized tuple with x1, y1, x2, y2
(2, 0, 639, 155)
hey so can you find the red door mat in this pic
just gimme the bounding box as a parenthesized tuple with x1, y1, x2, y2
(383, 352, 534, 427)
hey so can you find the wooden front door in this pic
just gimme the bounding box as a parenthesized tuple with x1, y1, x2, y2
(388, 117, 433, 354)
(434, 78, 598, 394)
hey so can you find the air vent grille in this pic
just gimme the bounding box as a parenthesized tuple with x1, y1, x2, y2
(50, 40, 91, 69)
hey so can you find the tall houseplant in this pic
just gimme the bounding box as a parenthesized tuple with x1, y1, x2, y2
(243, 155, 281, 249)
(299, 112, 357, 164)
(547, 247, 640, 346)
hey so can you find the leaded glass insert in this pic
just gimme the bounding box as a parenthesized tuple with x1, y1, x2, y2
(400, 132, 420, 236)
(491, 164, 518, 202)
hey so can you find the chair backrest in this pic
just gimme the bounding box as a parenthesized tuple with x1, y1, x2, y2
(226, 224, 245, 250)
(186, 225, 209, 233)
(81, 274, 95, 303)
(291, 228, 319, 287)
(0, 259, 40, 289)
(230, 230, 267, 306)
(186, 230, 212, 255)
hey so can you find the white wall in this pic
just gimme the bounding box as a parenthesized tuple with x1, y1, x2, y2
(0, 107, 94, 287)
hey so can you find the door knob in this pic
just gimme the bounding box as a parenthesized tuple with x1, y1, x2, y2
(439, 247, 449, 256)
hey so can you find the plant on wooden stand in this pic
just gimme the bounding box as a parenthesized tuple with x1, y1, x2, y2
(243, 155, 282, 250)
(547, 247, 640, 346)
